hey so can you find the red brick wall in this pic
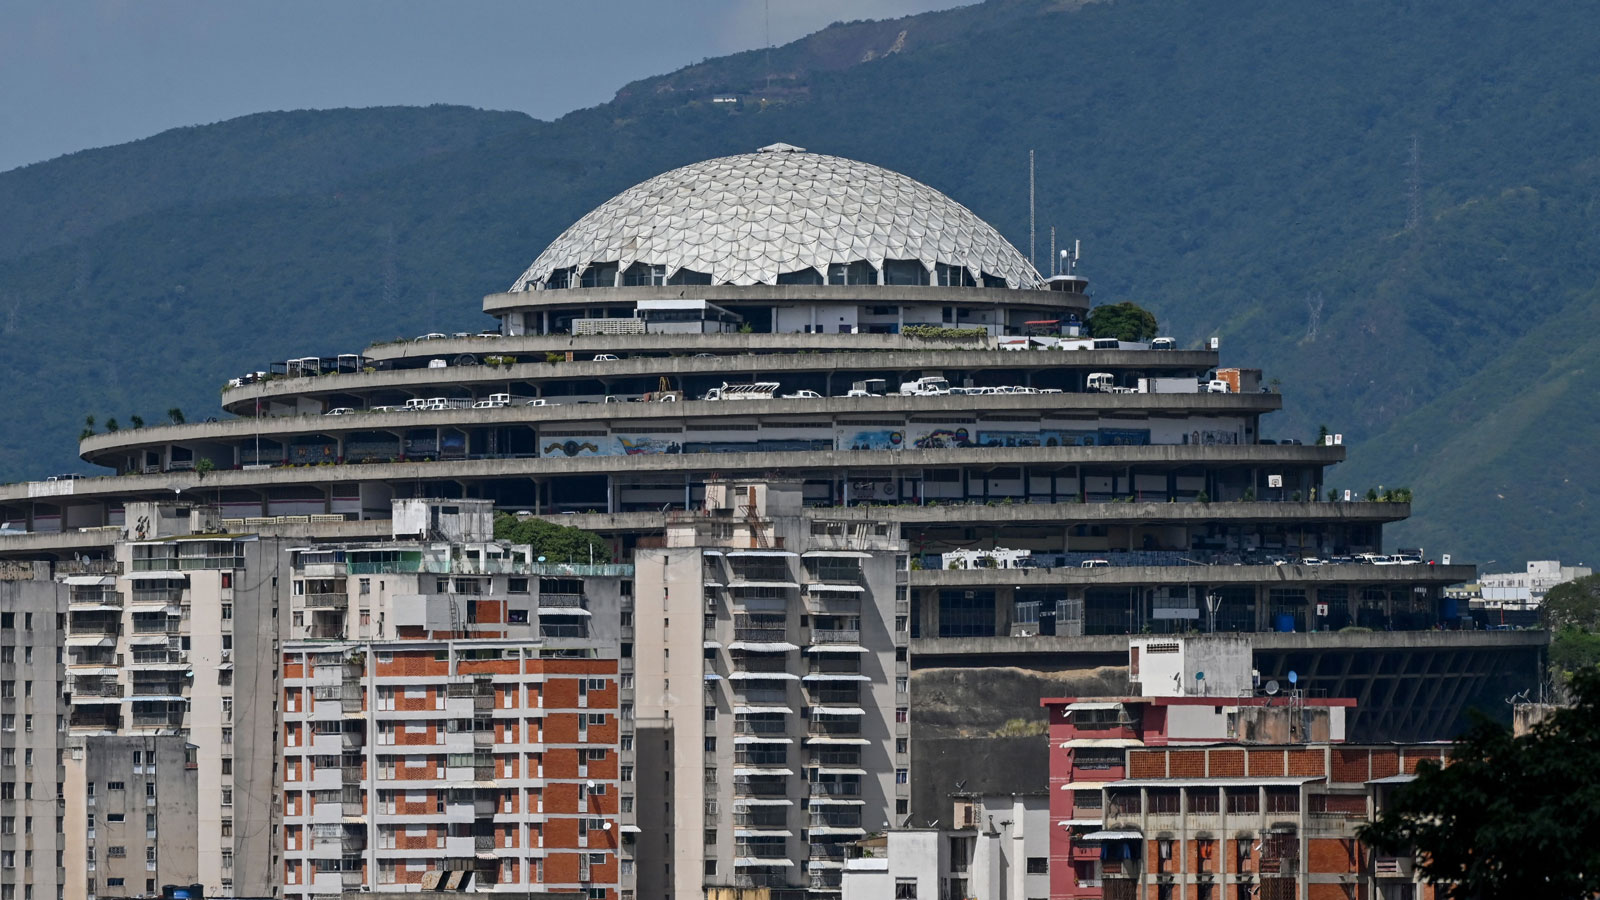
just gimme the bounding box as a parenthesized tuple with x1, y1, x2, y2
(1128, 750, 1166, 778)
(1209, 748, 1246, 776)
(1286, 748, 1326, 777)
(1307, 838, 1359, 873)
(1368, 749, 1400, 780)
(1168, 750, 1206, 778)
(1247, 749, 1286, 776)
(1330, 748, 1371, 784)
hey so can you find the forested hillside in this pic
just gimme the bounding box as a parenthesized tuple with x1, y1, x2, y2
(1, 0, 1596, 564)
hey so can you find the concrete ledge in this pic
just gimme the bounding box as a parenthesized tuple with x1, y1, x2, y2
(480, 282, 1088, 315)
(912, 563, 1474, 588)
(86, 391, 1279, 460)
(911, 628, 1549, 660)
(219, 347, 1224, 410)
(9, 444, 1343, 505)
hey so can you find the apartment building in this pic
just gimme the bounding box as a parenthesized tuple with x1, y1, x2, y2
(1042, 637, 1352, 900)
(0, 561, 70, 900)
(1094, 742, 1445, 900)
(280, 641, 622, 898)
(840, 793, 1050, 900)
(61, 503, 284, 900)
(632, 480, 909, 900)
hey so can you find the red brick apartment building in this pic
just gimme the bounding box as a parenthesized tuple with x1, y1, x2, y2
(1042, 692, 1442, 900)
(282, 641, 621, 899)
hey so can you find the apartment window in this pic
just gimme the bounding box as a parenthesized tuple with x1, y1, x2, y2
(895, 768, 908, 784)
(1149, 790, 1180, 814)
(1189, 790, 1219, 813)
(620, 766, 633, 782)
(894, 880, 918, 899)
(1026, 857, 1048, 874)
(620, 796, 633, 813)
(1266, 789, 1300, 813)
(1226, 790, 1259, 814)
(221, 604, 231, 620)
(1158, 839, 1174, 861)
(222, 788, 233, 806)
(106, 814, 124, 823)
(587, 713, 605, 726)
(703, 860, 717, 876)
(221, 758, 233, 776)
(896, 707, 908, 723)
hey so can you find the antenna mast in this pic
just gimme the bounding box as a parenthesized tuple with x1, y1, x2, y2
(1405, 134, 1422, 231)
(1049, 227, 1056, 276)
(1028, 149, 1036, 269)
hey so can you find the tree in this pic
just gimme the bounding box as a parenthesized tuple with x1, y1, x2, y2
(167, 407, 186, 425)
(493, 513, 611, 564)
(104, 417, 119, 432)
(1544, 574, 1600, 631)
(129, 415, 144, 429)
(1085, 301, 1159, 341)
(1358, 668, 1600, 899)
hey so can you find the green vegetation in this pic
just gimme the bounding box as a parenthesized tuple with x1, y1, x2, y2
(1358, 668, 1600, 899)
(1086, 301, 1158, 341)
(0, 0, 1597, 562)
(1544, 575, 1600, 680)
(492, 513, 611, 565)
(989, 717, 1048, 738)
(900, 325, 988, 342)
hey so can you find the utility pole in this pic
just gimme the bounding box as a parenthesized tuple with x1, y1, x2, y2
(1405, 135, 1422, 231)
(1028, 149, 1036, 270)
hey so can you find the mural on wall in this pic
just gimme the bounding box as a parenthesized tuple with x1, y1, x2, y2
(910, 428, 972, 449)
(440, 432, 467, 459)
(1097, 429, 1152, 446)
(542, 439, 604, 458)
(289, 441, 336, 465)
(841, 430, 904, 451)
(616, 435, 682, 455)
(1187, 430, 1240, 445)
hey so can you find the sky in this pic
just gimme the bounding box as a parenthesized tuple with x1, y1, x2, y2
(0, 0, 966, 174)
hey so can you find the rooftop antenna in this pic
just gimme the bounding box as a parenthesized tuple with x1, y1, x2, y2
(1028, 149, 1036, 270)
(1049, 227, 1057, 276)
(764, 0, 773, 95)
(1405, 134, 1422, 231)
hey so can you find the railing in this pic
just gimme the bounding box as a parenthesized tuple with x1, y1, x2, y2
(734, 843, 790, 859)
(539, 624, 587, 638)
(808, 688, 860, 705)
(735, 689, 788, 705)
(733, 873, 789, 888)
(735, 811, 790, 828)
(129, 588, 183, 606)
(735, 717, 788, 735)
(808, 781, 861, 797)
(733, 780, 789, 798)
(811, 629, 860, 644)
(536, 592, 585, 608)
(807, 719, 860, 737)
(734, 750, 788, 767)
(68, 623, 119, 637)
(69, 589, 121, 606)
(734, 627, 788, 642)
(808, 842, 848, 861)
(731, 656, 790, 673)
(131, 713, 185, 728)
(474, 835, 495, 851)
(131, 619, 180, 634)
(70, 681, 121, 698)
(809, 871, 843, 889)
(809, 809, 861, 828)
(303, 592, 348, 609)
(128, 682, 185, 697)
(808, 749, 860, 767)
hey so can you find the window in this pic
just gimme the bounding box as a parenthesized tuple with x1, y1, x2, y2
(106, 782, 125, 792)
(1226, 789, 1259, 814)
(895, 880, 919, 899)
(1026, 857, 1048, 874)
(1266, 789, 1300, 813)
(1149, 790, 1180, 814)
(1189, 790, 1219, 813)
(895, 768, 908, 784)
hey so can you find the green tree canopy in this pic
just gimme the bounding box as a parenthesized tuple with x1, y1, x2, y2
(492, 513, 611, 565)
(1358, 668, 1600, 899)
(1544, 574, 1600, 680)
(1085, 301, 1159, 341)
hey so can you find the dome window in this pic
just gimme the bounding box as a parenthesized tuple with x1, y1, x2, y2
(827, 262, 876, 286)
(579, 263, 618, 288)
(882, 260, 931, 286)
(935, 263, 976, 288)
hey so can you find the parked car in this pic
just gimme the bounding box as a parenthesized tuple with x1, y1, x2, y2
(593, 354, 620, 362)
(415, 332, 447, 341)
(525, 399, 561, 407)
(782, 390, 823, 399)
(324, 407, 355, 416)
(1080, 559, 1110, 569)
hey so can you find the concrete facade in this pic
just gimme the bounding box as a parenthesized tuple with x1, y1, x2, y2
(0, 564, 70, 900)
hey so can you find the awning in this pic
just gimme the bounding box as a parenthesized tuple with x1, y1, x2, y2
(805, 737, 869, 746)
(1368, 774, 1419, 784)
(1080, 830, 1142, 841)
(1059, 781, 1114, 791)
(66, 636, 114, 647)
(703, 673, 722, 681)
(734, 767, 794, 776)
(727, 550, 797, 558)
(71, 603, 122, 612)
(729, 642, 799, 652)
(807, 797, 865, 806)
(70, 697, 122, 705)
(810, 826, 867, 836)
(733, 736, 793, 745)
(537, 607, 592, 617)
(735, 858, 795, 867)
(805, 644, 867, 654)
(811, 707, 866, 716)
(703, 641, 722, 649)
(128, 635, 171, 645)
(704, 581, 724, 588)
(127, 695, 188, 702)
(801, 550, 872, 559)
(1065, 701, 1127, 711)
(729, 672, 799, 681)
(731, 581, 799, 589)
(732, 799, 793, 807)
(813, 767, 866, 776)
(620, 825, 642, 834)
(1061, 738, 1143, 748)
(735, 828, 795, 838)
(806, 583, 865, 593)
(1026, 319, 1061, 325)
(69, 666, 119, 675)
(802, 674, 870, 682)
(64, 575, 116, 586)
(1057, 818, 1102, 827)
(124, 572, 185, 580)
(734, 706, 793, 715)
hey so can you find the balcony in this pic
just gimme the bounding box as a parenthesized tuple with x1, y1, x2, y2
(808, 687, 860, 705)
(734, 873, 790, 888)
(808, 870, 843, 890)
(69, 588, 122, 608)
(535, 592, 585, 609)
(809, 809, 861, 828)
(735, 810, 790, 828)
(735, 627, 788, 642)
(130, 711, 185, 728)
(735, 842, 790, 860)
(71, 679, 122, 699)
(129, 588, 183, 606)
(735, 688, 789, 705)
(1375, 856, 1414, 878)
(808, 781, 861, 798)
(732, 655, 791, 674)
(539, 624, 587, 638)
(807, 719, 860, 738)
(734, 749, 789, 768)
(810, 629, 860, 645)
(808, 748, 861, 767)
(733, 778, 790, 798)
(304, 592, 348, 610)
(734, 716, 788, 736)
(807, 842, 848, 862)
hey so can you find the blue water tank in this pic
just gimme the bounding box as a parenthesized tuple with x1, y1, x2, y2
(1275, 613, 1296, 633)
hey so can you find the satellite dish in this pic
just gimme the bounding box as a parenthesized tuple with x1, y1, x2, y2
(1288, 670, 1299, 686)
(1264, 680, 1280, 696)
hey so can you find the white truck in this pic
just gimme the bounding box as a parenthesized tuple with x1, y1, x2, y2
(845, 379, 888, 398)
(1137, 377, 1200, 394)
(898, 376, 952, 396)
(1202, 379, 1232, 394)
(701, 382, 780, 402)
(1086, 373, 1133, 393)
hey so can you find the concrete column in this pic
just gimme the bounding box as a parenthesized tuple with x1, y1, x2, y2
(1256, 585, 1272, 631)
